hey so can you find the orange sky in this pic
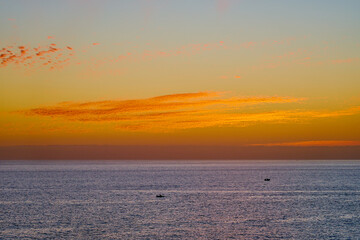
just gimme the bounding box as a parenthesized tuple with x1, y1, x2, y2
(0, 1, 360, 158)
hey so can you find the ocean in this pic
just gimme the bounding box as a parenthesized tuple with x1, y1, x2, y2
(1, 160, 359, 239)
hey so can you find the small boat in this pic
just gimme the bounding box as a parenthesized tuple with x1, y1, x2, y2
(156, 194, 165, 198)
(264, 178, 270, 181)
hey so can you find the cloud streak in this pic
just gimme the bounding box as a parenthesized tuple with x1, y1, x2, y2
(16, 92, 307, 131)
(250, 140, 360, 147)
(16, 92, 360, 132)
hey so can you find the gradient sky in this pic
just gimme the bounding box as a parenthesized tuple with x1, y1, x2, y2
(1, 0, 360, 149)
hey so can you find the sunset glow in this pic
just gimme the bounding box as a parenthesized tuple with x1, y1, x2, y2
(1, 1, 360, 158)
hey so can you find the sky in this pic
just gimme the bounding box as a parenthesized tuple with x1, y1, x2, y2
(0, 0, 360, 158)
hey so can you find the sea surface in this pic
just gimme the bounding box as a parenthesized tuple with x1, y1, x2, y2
(1, 160, 360, 239)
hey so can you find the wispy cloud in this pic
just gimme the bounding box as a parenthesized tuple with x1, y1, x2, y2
(1, 35, 305, 73)
(0, 44, 75, 70)
(250, 140, 360, 147)
(16, 92, 307, 131)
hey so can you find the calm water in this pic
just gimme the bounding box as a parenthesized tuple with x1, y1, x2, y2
(1, 160, 360, 239)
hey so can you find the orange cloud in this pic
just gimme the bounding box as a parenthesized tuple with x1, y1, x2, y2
(20, 92, 301, 117)
(17, 92, 305, 131)
(250, 141, 360, 147)
(36, 46, 59, 56)
(0, 44, 75, 70)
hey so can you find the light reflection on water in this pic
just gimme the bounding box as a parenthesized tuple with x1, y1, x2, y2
(1, 160, 359, 239)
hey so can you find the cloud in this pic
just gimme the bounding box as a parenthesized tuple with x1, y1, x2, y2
(249, 140, 360, 147)
(17, 92, 306, 131)
(15, 92, 360, 132)
(44, 36, 303, 73)
(2, 35, 304, 73)
(36, 46, 59, 56)
(0, 44, 75, 70)
(20, 92, 301, 117)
